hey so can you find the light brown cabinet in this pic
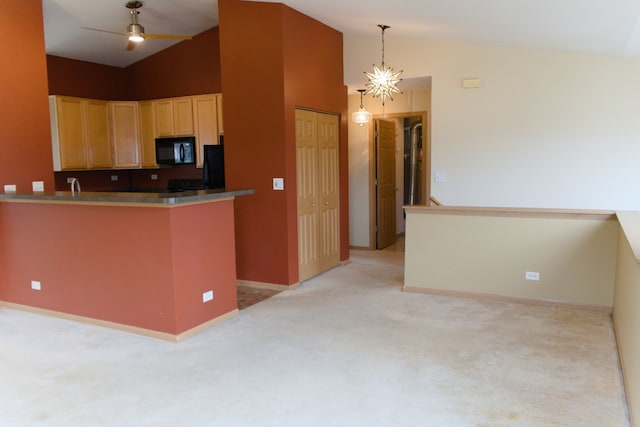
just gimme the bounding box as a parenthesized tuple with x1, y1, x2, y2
(138, 101, 157, 168)
(49, 96, 112, 171)
(192, 94, 222, 168)
(49, 93, 223, 171)
(154, 97, 194, 137)
(110, 102, 141, 168)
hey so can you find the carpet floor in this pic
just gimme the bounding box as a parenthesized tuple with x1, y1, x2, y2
(0, 241, 629, 426)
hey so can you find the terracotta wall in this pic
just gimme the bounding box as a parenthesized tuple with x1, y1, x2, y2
(219, 0, 348, 285)
(46, 28, 221, 101)
(47, 56, 129, 100)
(2, 200, 238, 335)
(0, 0, 54, 193)
(127, 27, 222, 100)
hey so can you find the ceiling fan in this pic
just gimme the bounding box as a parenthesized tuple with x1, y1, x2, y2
(82, 1, 192, 51)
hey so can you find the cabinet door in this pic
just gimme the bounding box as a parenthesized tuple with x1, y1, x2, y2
(84, 99, 113, 169)
(192, 94, 218, 168)
(139, 101, 157, 167)
(173, 97, 194, 136)
(55, 96, 87, 170)
(154, 99, 175, 137)
(110, 102, 141, 168)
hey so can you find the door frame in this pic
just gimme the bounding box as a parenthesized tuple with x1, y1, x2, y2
(368, 111, 430, 250)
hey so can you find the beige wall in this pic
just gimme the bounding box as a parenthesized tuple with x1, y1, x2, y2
(344, 36, 640, 215)
(613, 214, 640, 425)
(404, 208, 618, 308)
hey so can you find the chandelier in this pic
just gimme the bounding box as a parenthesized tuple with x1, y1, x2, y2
(351, 89, 372, 126)
(364, 25, 403, 105)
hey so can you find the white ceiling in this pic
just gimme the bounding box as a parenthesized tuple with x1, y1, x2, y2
(43, 0, 640, 69)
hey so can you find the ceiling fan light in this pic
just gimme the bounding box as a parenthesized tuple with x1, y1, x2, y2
(127, 24, 145, 42)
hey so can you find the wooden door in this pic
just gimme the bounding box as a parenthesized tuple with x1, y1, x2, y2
(317, 113, 340, 271)
(56, 96, 87, 170)
(110, 102, 140, 168)
(84, 99, 112, 169)
(296, 109, 321, 282)
(376, 119, 396, 249)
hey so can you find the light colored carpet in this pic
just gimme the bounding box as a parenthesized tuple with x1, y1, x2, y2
(0, 244, 629, 426)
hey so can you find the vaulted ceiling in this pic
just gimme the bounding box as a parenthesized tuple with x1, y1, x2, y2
(43, 0, 640, 69)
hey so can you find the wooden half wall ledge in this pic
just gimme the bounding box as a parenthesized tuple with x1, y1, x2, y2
(236, 280, 299, 291)
(0, 301, 239, 343)
(404, 205, 617, 221)
(403, 286, 613, 313)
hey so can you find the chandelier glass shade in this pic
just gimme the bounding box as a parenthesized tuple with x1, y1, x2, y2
(364, 25, 402, 105)
(352, 89, 372, 126)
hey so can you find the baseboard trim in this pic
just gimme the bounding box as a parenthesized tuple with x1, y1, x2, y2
(236, 280, 298, 291)
(402, 286, 613, 313)
(0, 301, 238, 342)
(349, 245, 371, 250)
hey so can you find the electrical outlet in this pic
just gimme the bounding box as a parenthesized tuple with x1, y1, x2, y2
(525, 271, 540, 281)
(202, 290, 214, 303)
(31, 280, 41, 291)
(66, 177, 74, 184)
(435, 172, 446, 183)
(151, 174, 158, 181)
(4, 184, 16, 192)
(32, 181, 44, 192)
(111, 175, 119, 182)
(273, 178, 284, 190)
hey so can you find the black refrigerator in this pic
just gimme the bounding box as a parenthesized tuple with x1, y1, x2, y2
(203, 144, 225, 189)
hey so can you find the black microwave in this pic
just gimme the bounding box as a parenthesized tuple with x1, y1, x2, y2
(156, 136, 196, 165)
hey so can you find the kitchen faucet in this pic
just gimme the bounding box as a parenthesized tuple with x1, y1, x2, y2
(70, 177, 81, 195)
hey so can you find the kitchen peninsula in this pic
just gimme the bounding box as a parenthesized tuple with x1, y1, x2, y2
(0, 188, 253, 341)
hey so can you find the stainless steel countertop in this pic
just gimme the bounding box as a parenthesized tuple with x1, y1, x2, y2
(0, 188, 255, 205)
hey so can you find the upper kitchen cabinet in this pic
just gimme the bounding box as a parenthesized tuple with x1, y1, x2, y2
(49, 95, 112, 171)
(110, 102, 141, 168)
(192, 94, 223, 168)
(154, 97, 194, 137)
(138, 101, 157, 168)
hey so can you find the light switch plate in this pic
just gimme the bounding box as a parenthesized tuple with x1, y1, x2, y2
(32, 181, 44, 192)
(151, 174, 158, 181)
(111, 175, 119, 182)
(31, 280, 41, 291)
(273, 178, 284, 190)
(4, 184, 16, 193)
(435, 172, 446, 183)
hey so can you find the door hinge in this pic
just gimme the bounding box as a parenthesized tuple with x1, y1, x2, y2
(374, 178, 378, 186)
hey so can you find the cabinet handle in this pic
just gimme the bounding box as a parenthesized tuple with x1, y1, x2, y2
(324, 201, 329, 205)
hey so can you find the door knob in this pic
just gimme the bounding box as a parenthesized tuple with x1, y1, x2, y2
(311, 203, 316, 207)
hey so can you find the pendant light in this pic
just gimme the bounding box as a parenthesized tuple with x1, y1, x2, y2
(364, 25, 403, 105)
(352, 89, 372, 126)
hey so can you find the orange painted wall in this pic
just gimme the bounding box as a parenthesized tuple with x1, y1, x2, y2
(0, 1, 54, 193)
(219, 0, 348, 285)
(1, 200, 237, 334)
(47, 56, 129, 100)
(46, 28, 221, 101)
(127, 27, 222, 100)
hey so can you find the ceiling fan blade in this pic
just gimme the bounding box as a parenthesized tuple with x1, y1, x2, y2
(145, 34, 193, 41)
(82, 27, 125, 37)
